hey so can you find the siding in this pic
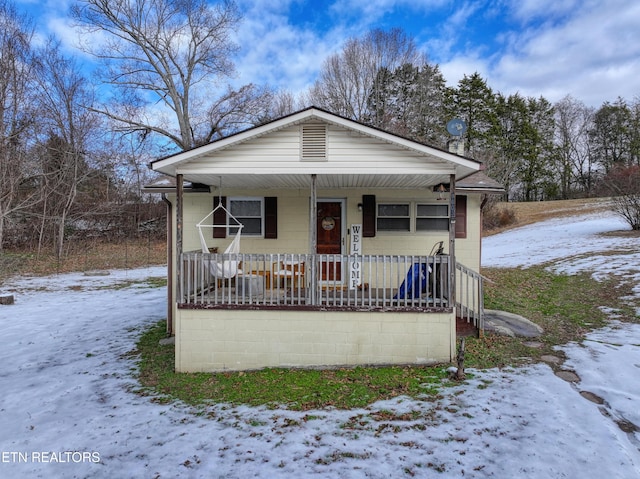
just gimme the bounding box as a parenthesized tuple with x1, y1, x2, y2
(180, 123, 454, 175)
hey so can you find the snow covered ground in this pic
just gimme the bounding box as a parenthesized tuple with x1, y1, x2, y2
(0, 212, 639, 478)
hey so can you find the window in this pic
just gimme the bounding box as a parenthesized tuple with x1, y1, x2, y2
(372, 198, 462, 234)
(213, 196, 277, 238)
(416, 203, 449, 231)
(229, 197, 263, 236)
(377, 203, 410, 231)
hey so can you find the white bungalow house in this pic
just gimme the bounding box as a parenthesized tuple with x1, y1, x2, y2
(146, 107, 504, 372)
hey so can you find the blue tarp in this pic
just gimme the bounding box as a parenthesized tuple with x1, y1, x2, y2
(394, 263, 429, 300)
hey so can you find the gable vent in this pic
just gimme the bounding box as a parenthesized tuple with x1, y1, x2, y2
(301, 123, 327, 161)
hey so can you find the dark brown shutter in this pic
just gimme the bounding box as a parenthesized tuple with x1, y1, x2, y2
(455, 195, 467, 239)
(362, 195, 376, 237)
(264, 196, 278, 239)
(213, 196, 227, 238)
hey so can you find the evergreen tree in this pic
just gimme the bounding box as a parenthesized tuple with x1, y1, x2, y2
(589, 98, 634, 173)
(444, 72, 496, 157)
(365, 63, 447, 145)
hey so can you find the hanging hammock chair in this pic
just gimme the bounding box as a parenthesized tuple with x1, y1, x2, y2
(196, 202, 244, 279)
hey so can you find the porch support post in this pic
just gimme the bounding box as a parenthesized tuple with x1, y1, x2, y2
(448, 173, 456, 311)
(161, 194, 173, 335)
(176, 174, 184, 304)
(309, 174, 317, 305)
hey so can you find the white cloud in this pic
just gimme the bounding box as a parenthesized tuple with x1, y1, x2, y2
(507, 0, 583, 23)
(488, 0, 640, 104)
(232, 0, 349, 95)
(15, 0, 82, 53)
(417, 0, 640, 105)
(231, 0, 452, 98)
(438, 54, 490, 88)
(328, 0, 447, 26)
(16, 0, 640, 108)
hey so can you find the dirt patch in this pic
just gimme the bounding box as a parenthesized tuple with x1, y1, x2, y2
(615, 418, 639, 433)
(540, 355, 562, 365)
(580, 391, 605, 404)
(555, 370, 581, 383)
(599, 229, 640, 238)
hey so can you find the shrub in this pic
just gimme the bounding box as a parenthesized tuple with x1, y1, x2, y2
(483, 202, 517, 231)
(603, 165, 640, 230)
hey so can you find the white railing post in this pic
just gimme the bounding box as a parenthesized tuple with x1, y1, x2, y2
(178, 252, 477, 315)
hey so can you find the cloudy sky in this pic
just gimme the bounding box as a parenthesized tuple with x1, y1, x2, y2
(16, 0, 640, 107)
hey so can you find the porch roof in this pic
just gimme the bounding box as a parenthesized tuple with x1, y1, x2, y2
(149, 107, 482, 190)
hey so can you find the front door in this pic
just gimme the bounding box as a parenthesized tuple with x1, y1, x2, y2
(316, 200, 343, 282)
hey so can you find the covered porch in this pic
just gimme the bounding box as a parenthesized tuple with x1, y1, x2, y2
(167, 169, 485, 334)
(147, 108, 497, 370)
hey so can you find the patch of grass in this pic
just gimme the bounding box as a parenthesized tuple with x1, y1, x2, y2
(484, 266, 621, 330)
(463, 335, 538, 370)
(100, 276, 167, 290)
(0, 252, 35, 278)
(464, 265, 633, 369)
(144, 276, 168, 288)
(134, 321, 452, 410)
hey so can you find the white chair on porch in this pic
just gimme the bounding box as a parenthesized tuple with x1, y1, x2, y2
(272, 260, 305, 290)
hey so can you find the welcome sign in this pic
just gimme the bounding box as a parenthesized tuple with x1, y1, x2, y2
(349, 224, 362, 289)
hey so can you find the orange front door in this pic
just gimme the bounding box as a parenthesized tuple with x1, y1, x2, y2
(317, 201, 342, 281)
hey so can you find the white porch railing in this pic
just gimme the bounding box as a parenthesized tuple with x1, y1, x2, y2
(179, 253, 453, 310)
(455, 262, 485, 332)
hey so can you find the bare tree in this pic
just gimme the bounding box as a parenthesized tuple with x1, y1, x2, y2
(71, 0, 268, 151)
(202, 83, 276, 138)
(553, 95, 595, 197)
(260, 90, 301, 123)
(603, 165, 640, 230)
(630, 98, 640, 167)
(33, 39, 100, 258)
(0, 1, 38, 252)
(308, 28, 425, 121)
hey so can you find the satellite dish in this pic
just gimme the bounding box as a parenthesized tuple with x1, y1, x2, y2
(446, 118, 467, 137)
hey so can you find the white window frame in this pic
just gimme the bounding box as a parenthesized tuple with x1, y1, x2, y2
(415, 202, 450, 232)
(374, 200, 451, 234)
(228, 197, 264, 237)
(376, 202, 411, 232)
